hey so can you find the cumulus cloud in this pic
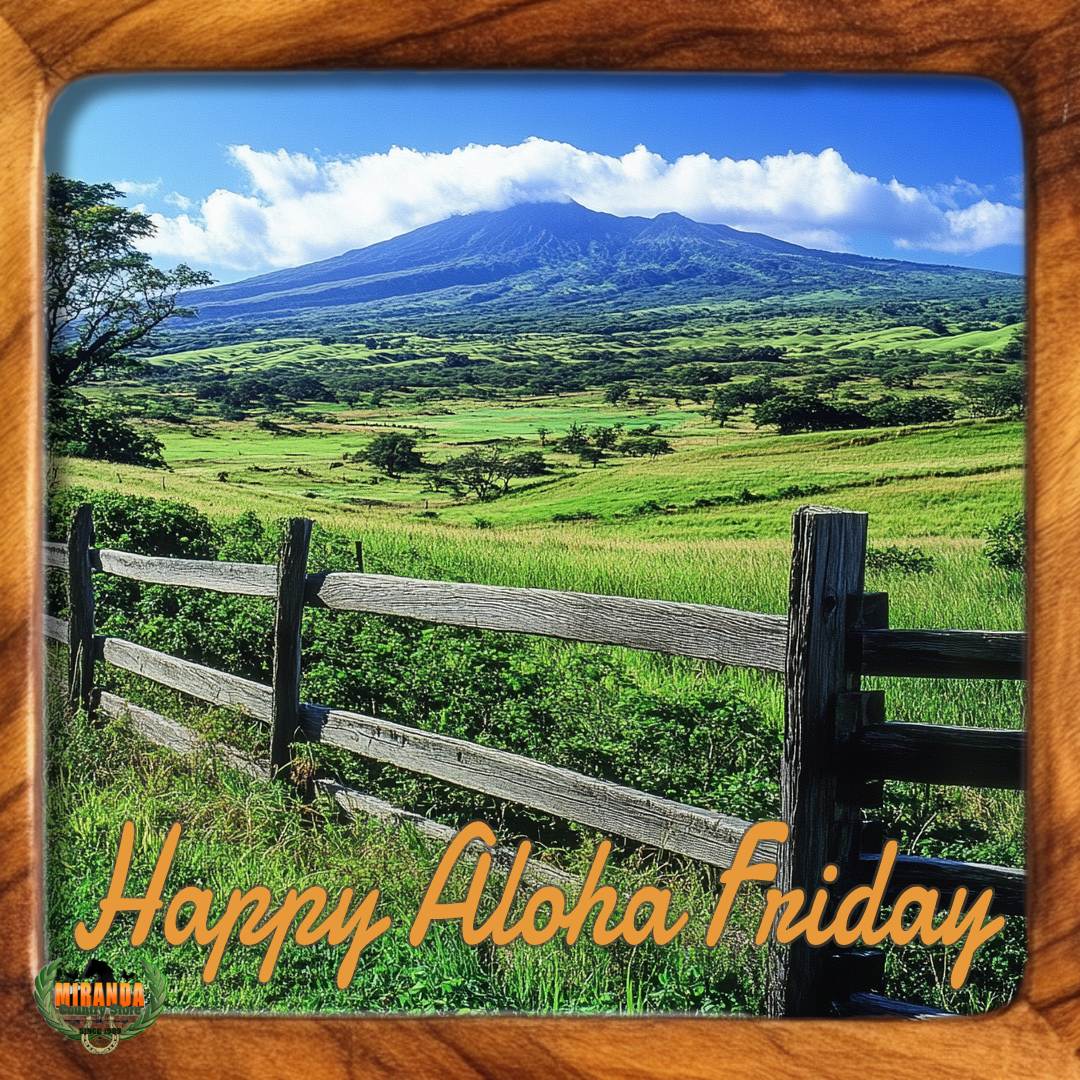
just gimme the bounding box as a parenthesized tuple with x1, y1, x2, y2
(164, 191, 193, 210)
(113, 178, 161, 197)
(139, 139, 1023, 274)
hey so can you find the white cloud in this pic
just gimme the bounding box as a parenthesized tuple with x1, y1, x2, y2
(139, 139, 1023, 274)
(924, 177, 991, 210)
(924, 200, 1024, 253)
(113, 178, 161, 197)
(164, 191, 192, 210)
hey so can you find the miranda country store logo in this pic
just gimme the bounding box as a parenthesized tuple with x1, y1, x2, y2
(34, 956, 166, 1054)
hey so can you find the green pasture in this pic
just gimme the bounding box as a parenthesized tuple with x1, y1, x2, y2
(65, 411, 1022, 544)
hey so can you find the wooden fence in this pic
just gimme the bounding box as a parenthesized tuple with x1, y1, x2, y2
(43, 504, 1026, 1018)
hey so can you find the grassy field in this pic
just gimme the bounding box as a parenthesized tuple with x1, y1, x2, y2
(49, 381, 1026, 1015)
(46, 661, 773, 1015)
(64, 402, 1023, 537)
(55, 403, 1024, 737)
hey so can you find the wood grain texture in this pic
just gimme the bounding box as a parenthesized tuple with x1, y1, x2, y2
(770, 506, 867, 1017)
(100, 635, 272, 718)
(269, 518, 311, 775)
(850, 722, 1024, 789)
(857, 853, 1025, 917)
(95, 547, 278, 596)
(95, 686, 572, 887)
(3, 0, 1077, 1076)
(835, 993, 951, 1019)
(309, 571, 788, 670)
(93, 626, 774, 868)
(860, 628, 1025, 679)
(43, 613, 67, 644)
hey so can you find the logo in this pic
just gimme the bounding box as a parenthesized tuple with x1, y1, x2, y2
(34, 957, 166, 1054)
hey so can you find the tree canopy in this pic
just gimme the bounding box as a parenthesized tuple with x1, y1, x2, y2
(363, 433, 424, 477)
(46, 174, 214, 389)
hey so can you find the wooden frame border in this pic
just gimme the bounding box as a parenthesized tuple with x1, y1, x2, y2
(1, 3, 1074, 1075)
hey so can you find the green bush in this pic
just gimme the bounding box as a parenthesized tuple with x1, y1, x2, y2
(48, 488, 216, 557)
(48, 393, 166, 468)
(985, 511, 1025, 573)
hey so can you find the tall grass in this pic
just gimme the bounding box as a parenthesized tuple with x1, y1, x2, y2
(45, 658, 771, 1015)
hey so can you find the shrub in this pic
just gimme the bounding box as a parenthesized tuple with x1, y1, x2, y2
(751, 392, 864, 435)
(866, 545, 936, 576)
(985, 511, 1025, 572)
(619, 436, 673, 458)
(47, 488, 216, 557)
(47, 393, 166, 468)
(864, 395, 955, 426)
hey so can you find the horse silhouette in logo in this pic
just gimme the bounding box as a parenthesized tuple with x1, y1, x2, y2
(35, 955, 166, 1055)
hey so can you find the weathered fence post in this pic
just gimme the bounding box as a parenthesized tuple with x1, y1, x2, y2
(768, 505, 868, 1017)
(270, 518, 313, 779)
(66, 504, 96, 716)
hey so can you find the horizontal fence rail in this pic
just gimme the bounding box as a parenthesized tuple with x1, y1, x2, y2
(857, 852, 1024, 917)
(44, 541, 67, 570)
(100, 635, 273, 718)
(95, 548, 279, 596)
(89, 625, 773, 869)
(47, 540, 1028, 682)
(848, 722, 1023, 789)
(307, 572, 788, 671)
(300, 701, 773, 868)
(44, 613, 68, 645)
(44, 504, 1028, 1019)
(94, 688, 572, 888)
(860, 629, 1025, 680)
(835, 992, 952, 1019)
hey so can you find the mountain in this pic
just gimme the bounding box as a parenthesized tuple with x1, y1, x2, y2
(181, 201, 1020, 332)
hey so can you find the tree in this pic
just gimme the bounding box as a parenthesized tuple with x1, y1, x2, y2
(46, 175, 214, 390)
(604, 382, 631, 406)
(1001, 332, 1025, 364)
(505, 451, 548, 478)
(498, 451, 548, 491)
(962, 373, 1025, 418)
(752, 393, 865, 435)
(880, 365, 927, 390)
(865, 394, 954, 426)
(446, 446, 507, 501)
(536, 426, 551, 447)
(707, 391, 737, 426)
(560, 423, 590, 453)
(48, 393, 166, 467)
(620, 435, 673, 459)
(590, 426, 619, 451)
(422, 469, 462, 495)
(363, 433, 423, 477)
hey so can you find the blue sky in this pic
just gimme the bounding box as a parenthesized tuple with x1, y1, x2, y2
(48, 74, 1024, 283)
